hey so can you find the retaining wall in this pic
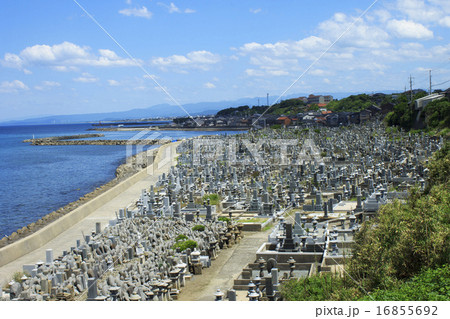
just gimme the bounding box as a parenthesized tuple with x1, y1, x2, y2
(0, 143, 178, 268)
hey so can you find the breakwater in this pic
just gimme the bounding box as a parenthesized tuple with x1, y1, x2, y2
(23, 134, 172, 146)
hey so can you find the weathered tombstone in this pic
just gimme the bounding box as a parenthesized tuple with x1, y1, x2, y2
(227, 289, 236, 301)
(95, 222, 101, 235)
(45, 249, 53, 264)
(205, 205, 212, 221)
(87, 278, 98, 300)
(185, 213, 194, 222)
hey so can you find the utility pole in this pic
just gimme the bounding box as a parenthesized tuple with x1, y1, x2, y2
(267, 93, 269, 106)
(429, 69, 432, 95)
(409, 75, 414, 105)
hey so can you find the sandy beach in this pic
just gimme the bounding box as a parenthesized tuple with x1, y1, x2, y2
(0, 141, 181, 287)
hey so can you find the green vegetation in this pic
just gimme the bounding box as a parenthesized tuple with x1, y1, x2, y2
(426, 142, 450, 189)
(384, 91, 450, 133)
(202, 193, 220, 206)
(424, 99, 450, 131)
(327, 94, 374, 112)
(361, 265, 450, 301)
(282, 265, 450, 301)
(216, 98, 306, 117)
(218, 216, 231, 224)
(281, 143, 450, 301)
(172, 239, 198, 252)
(281, 273, 361, 301)
(192, 225, 205, 231)
(384, 101, 415, 130)
(175, 234, 188, 242)
(349, 183, 449, 290)
(217, 105, 268, 117)
(13, 271, 25, 283)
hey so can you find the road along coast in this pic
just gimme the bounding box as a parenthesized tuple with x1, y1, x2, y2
(0, 141, 181, 286)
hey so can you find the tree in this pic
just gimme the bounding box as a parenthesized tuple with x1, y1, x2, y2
(424, 99, 450, 130)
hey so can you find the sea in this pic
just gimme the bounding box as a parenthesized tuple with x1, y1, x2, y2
(0, 123, 244, 238)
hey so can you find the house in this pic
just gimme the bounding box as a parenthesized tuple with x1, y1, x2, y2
(359, 109, 372, 122)
(325, 113, 339, 127)
(307, 94, 333, 105)
(414, 93, 445, 110)
(338, 112, 350, 126)
(367, 105, 381, 114)
(349, 112, 360, 124)
(380, 102, 394, 115)
(276, 116, 291, 126)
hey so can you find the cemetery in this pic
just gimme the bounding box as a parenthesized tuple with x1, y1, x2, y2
(0, 121, 445, 301)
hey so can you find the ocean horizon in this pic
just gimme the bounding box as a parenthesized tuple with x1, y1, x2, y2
(0, 123, 243, 238)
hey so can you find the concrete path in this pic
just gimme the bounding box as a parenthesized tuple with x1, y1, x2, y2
(177, 228, 272, 301)
(0, 142, 180, 286)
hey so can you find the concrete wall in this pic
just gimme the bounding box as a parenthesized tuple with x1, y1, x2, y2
(0, 143, 179, 268)
(0, 168, 149, 267)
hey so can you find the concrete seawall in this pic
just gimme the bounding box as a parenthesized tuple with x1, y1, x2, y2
(0, 141, 179, 269)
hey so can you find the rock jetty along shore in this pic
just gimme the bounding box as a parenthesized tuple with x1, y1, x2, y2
(23, 133, 172, 146)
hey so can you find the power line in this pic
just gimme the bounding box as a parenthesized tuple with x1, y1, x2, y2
(432, 79, 450, 87)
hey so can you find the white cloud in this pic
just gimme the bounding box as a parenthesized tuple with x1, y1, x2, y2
(119, 6, 152, 19)
(42, 81, 60, 87)
(107, 79, 120, 86)
(1, 42, 137, 71)
(387, 19, 434, 39)
(51, 65, 79, 72)
(158, 2, 195, 14)
(318, 13, 390, 49)
(73, 73, 98, 83)
(168, 3, 180, 13)
(439, 16, 450, 27)
(396, 0, 443, 23)
(250, 8, 262, 14)
(152, 50, 220, 71)
(370, 9, 391, 23)
(34, 81, 61, 91)
(0, 80, 29, 93)
(204, 82, 216, 89)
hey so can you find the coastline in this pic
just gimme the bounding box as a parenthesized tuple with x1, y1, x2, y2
(0, 142, 165, 249)
(0, 140, 182, 284)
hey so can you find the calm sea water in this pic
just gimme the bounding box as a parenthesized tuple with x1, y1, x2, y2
(0, 123, 243, 237)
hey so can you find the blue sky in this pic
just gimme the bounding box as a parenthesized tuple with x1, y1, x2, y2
(0, 0, 449, 121)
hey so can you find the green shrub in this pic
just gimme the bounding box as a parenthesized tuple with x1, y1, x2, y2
(281, 273, 363, 301)
(192, 225, 205, 232)
(218, 216, 230, 224)
(202, 193, 220, 205)
(361, 265, 450, 301)
(172, 239, 198, 252)
(175, 234, 188, 242)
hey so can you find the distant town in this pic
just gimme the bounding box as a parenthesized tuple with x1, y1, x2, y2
(94, 89, 450, 131)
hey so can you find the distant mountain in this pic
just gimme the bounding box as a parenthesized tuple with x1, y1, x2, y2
(0, 90, 400, 125)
